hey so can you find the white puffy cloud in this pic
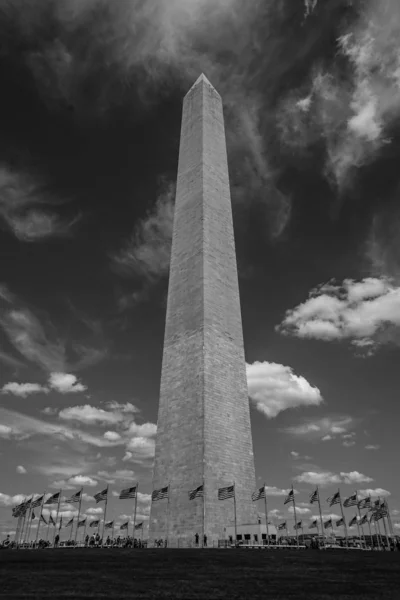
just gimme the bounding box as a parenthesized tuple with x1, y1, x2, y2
(126, 422, 157, 437)
(16, 465, 27, 474)
(52, 475, 98, 489)
(97, 469, 135, 483)
(264, 486, 299, 497)
(246, 361, 322, 418)
(86, 507, 103, 515)
(1, 382, 49, 397)
(49, 373, 86, 394)
(288, 506, 310, 515)
(343, 440, 356, 447)
(365, 444, 380, 450)
(0, 493, 26, 507)
(283, 416, 353, 439)
(0, 424, 14, 438)
(291, 451, 299, 458)
(104, 431, 121, 441)
(105, 402, 139, 414)
(294, 471, 341, 486)
(340, 471, 373, 484)
(359, 488, 391, 498)
(278, 277, 400, 353)
(58, 405, 123, 425)
(123, 437, 156, 462)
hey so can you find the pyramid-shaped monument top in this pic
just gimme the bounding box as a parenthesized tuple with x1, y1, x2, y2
(186, 73, 220, 96)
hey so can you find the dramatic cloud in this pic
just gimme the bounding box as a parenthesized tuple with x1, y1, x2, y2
(123, 437, 156, 463)
(48, 373, 86, 394)
(112, 183, 175, 283)
(278, 277, 400, 353)
(294, 471, 341, 486)
(278, 1, 400, 190)
(0, 286, 106, 372)
(283, 416, 354, 439)
(1, 381, 49, 398)
(16, 465, 27, 474)
(58, 405, 124, 426)
(246, 361, 323, 418)
(0, 166, 78, 242)
(340, 471, 373, 484)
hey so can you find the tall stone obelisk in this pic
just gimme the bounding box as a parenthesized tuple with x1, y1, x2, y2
(148, 74, 258, 545)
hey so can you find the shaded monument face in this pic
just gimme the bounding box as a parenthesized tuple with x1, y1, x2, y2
(148, 74, 258, 546)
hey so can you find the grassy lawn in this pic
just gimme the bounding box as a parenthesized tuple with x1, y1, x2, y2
(0, 549, 399, 599)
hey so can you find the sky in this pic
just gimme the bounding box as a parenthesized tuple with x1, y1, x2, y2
(1, 0, 400, 540)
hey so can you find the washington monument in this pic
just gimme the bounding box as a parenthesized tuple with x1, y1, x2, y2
(148, 74, 258, 545)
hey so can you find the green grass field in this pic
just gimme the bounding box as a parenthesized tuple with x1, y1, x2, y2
(0, 549, 399, 599)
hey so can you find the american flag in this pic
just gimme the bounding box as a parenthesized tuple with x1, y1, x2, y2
(358, 497, 371, 510)
(284, 489, 294, 505)
(119, 486, 137, 500)
(45, 492, 60, 505)
(188, 485, 204, 501)
(344, 493, 358, 508)
(309, 489, 319, 504)
(66, 518, 74, 527)
(49, 515, 56, 526)
(359, 513, 368, 525)
(251, 486, 265, 502)
(324, 519, 332, 529)
(135, 522, 143, 530)
(59, 517, 63, 530)
(78, 519, 86, 528)
(348, 515, 358, 527)
(152, 486, 169, 502)
(336, 517, 344, 527)
(218, 485, 234, 501)
(31, 495, 44, 509)
(277, 522, 287, 530)
(31, 511, 36, 520)
(105, 521, 114, 529)
(94, 488, 108, 503)
(327, 491, 340, 507)
(120, 522, 129, 530)
(309, 519, 318, 529)
(12, 502, 26, 517)
(40, 514, 47, 525)
(89, 520, 100, 528)
(65, 490, 81, 504)
(294, 521, 302, 530)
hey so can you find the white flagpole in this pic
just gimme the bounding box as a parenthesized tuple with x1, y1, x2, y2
(355, 490, 366, 548)
(52, 490, 62, 547)
(233, 482, 237, 545)
(74, 488, 83, 544)
(166, 483, 170, 547)
(35, 492, 46, 545)
(338, 489, 349, 548)
(291, 484, 299, 548)
(101, 485, 109, 545)
(133, 482, 138, 539)
(203, 478, 206, 548)
(24, 501, 33, 545)
(27, 504, 34, 545)
(263, 483, 269, 547)
(316, 487, 325, 548)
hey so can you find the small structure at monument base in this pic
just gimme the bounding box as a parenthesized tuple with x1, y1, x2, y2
(224, 523, 277, 545)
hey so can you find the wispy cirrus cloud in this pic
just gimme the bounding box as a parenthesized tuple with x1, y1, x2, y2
(246, 361, 323, 418)
(277, 277, 400, 353)
(0, 284, 106, 372)
(0, 166, 79, 242)
(282, 415, 354, 440)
